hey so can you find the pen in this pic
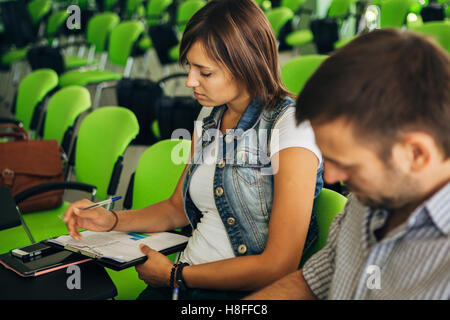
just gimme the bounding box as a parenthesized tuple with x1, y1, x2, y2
(80, 196, 122, 210)
(59, 196, 122, 220)
(172, 287, 179, 300)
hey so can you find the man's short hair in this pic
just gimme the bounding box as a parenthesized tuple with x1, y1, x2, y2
(295, 28, 450, 160)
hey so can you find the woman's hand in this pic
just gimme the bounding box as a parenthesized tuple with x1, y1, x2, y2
(135, 244, 174, 287)
(63, 199, 117, 239)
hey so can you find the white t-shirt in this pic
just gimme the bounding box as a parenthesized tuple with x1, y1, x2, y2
(179, 106, 322, 265)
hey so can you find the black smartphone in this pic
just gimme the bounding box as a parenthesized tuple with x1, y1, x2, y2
(11, 242, 56, 261)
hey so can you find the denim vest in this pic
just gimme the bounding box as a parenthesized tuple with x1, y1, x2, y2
(181, 97, 323, 257)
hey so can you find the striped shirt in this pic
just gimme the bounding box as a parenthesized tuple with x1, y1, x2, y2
(303, 182, 450, 300)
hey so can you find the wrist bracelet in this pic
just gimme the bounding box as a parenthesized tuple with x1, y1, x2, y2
(175, 262, 189, 290)
(170, 264, 177, 288)
(107, 210, 119, 232)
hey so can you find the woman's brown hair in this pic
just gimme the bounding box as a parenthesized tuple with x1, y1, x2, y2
(179, 0, 294, 110)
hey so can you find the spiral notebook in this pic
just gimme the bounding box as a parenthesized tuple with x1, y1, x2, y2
(45, 230, 189, 270)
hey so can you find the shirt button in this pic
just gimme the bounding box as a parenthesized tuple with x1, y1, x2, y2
(224, 134, 233, 144)
(227, 217, 236, 226)
(215, 187, 224, 197)
(217, 160, 225, 169)
(238, 244, 247, 254)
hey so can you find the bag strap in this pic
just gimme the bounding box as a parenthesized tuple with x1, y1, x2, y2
(0, 123, 28, 141)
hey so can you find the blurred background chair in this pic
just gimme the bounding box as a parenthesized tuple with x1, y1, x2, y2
(299, 188, 348, 268)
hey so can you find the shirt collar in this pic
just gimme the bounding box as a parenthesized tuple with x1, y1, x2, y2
(421, 181, 450, 236)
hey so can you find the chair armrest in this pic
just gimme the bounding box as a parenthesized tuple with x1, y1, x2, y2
(14, 181, 97, 204)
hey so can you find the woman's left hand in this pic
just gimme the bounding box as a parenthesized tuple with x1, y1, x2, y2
(135, 244, 173, 287)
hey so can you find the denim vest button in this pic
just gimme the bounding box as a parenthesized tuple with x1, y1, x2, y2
(217, 160, 225, 169)
(227, 217, 236, 226)
(238, 244, 247, 254)
(215, 187, 224, 197)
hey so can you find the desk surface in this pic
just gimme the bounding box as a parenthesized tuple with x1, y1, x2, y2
(0, 256, 117, 300)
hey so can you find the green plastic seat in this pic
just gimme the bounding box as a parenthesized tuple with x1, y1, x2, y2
(176, 0, 206, 33)
(62, 12, 121, 73)
(281, 0, 307, 12)
(14, 69, 59, 131)
(0, 107, 139, 254)
(42, 86, 92, 146)
(409, 21, 450, 52)
(59, 20, 145, 88)
(286, 0, 357, 48)
(0, 0, 52, 69)
(27, 0, 52, 25)
(266, 7, 295, 39)
(299, 188, 347, 267)
(45, 10, 70, 44)
(147, 0, 173, 25)
(112, 139, 190, 300)
(379, 0, 417, 28)
(129, 139, 191, 209)
(281, 54, 328, 95)
(75, 106, 139, 200)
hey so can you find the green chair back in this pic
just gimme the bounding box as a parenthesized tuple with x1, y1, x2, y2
(281, 0, 307, 12)
(75, 106, 139, 200)
(409, 21, 450, 52)
(132, 139, 191, 209)
(266, 7, 294, 38)
(147, 0, 173, 25)
(27, 0, 52, 25)
(176, 0, 206, 32)
(15, 69, 59, 131)
(299, 188, 347, 267)
(42, 86, 92, 145)
(86, 12, 121, 53)
(45, 10, 70, 42)
(108, 20, 145, 67)
(380, 0, 416, 28)
(281, 54, 328, 95)
(328, 0, 357, 18)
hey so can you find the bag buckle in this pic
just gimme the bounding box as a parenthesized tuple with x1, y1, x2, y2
(1, 168, 15, 187)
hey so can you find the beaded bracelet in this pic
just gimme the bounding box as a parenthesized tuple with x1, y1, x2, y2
(170, 264, 178, 288)
(107, 210, 119, 232)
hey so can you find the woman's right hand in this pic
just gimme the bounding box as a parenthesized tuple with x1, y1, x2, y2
(63, 199, 117, 239)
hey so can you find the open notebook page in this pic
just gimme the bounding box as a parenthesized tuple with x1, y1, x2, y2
(47, 231, 188, 263)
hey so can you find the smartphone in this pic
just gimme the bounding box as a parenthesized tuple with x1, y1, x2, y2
(11, 242, 55, 261)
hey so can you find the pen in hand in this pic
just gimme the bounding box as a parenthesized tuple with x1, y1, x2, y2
(59, 196, 122, 220)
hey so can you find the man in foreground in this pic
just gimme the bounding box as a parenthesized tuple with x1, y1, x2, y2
(246, 28, 450, 299)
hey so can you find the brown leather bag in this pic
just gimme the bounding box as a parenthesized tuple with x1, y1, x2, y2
(0, 124, 65, 213)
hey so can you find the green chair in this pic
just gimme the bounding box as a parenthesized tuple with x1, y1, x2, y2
(40, 86, 92, 154)
(266, 7, 295, 39)
(0, 107, 139, 254)
(409, 21, 450, 52)
(63, 12, 121, 70)
(299, 188, 347, 268)
(285, 0, 357, 50)
(112, 139, 191, 300)
(146, 0, 173, 26)
(124, 139, 191, 210)
(281, 54, 328, 95)
(167, 0, 206, 62)
(379, 0, 418, 28)
(13, 68, 59, 133)
(281, 0, 308, 13)
(59, 20, 145, 108)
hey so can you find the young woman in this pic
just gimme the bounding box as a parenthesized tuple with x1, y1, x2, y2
(63, 0, 323, 300)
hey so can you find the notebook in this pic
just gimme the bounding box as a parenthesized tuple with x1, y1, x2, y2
(45, 230, 189, 270)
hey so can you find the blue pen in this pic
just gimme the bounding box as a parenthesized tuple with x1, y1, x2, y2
(172, 287, 179, 300)
(80, 196, 122, 210)
(59, 196, 122, 220)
